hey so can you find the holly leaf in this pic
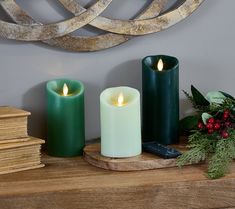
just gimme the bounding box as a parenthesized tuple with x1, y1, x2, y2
(191, 85, 210, 106)
(206, 91, 226, 104)
(180, 115, 199, 131)
(219, 91, 235, 100)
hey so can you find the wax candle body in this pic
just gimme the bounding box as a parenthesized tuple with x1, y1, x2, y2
(142, 55, 179, 145)
(47, 79, 85, 157)
(100, 86, 141, 158)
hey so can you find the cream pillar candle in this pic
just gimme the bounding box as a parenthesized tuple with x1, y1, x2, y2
(100, 86, 141, 158)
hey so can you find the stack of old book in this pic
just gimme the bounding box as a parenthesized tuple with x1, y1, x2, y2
(0, 106, 45, 175)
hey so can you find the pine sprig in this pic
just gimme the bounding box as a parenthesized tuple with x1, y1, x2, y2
(177, 145, 207, 167)
(177, 130, 235, 179)
(177, 131, 213, 167)
(208, 137, 235, 179)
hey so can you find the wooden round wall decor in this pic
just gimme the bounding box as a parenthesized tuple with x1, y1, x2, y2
(0, 0, 204, 52)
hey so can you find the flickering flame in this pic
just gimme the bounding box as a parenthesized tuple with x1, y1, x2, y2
(117, 93, 124, 107)
(63, 83, 69, 96)
(157, 59, 164, 71)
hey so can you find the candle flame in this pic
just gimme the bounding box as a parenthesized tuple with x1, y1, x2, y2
(63, 83, 69, 96)
(157, 59, 164, 71)
(117, 93, 124, 107)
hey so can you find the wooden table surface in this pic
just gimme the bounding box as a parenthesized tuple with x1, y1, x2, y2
(0, 154, 234, 209)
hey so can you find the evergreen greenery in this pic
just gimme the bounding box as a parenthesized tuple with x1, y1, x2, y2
(177, 86, 235, 179)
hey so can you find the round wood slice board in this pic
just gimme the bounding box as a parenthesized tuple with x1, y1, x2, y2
(83, 143, 188, 171)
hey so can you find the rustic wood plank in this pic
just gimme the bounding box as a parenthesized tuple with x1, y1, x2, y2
(0, 154, 234, 209)
(0, 164, 44, 175)
(84, 143, 189, 171)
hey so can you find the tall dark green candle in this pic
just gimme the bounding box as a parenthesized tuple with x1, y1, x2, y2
(142, 55, 179, 145)
(47, 79, 85, 157)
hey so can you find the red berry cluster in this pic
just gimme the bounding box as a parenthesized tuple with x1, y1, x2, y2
(197, 110, 233, 139)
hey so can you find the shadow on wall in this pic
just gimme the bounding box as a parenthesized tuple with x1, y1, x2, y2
(83, 58, 143, 140)
(80, 59, 142, 140)
(82, 81, 101, 140)
(180, 98, 194, 119)
(22, 82, 47, 140)
(105, 59, 142, 91)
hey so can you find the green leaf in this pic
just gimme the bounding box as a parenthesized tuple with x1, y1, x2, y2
(206, 91, 226, 104)
(191, 85, 210, 106)
(202, 113, 212, 125)
(180, 115, 199, 131)
(219, 91, 235, 100)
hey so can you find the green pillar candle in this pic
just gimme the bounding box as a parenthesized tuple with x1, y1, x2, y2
(142, 55, 179, 145)
(47, 79, 85, 157)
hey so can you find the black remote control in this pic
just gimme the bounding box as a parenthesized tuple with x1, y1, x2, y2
(142, 141, 182, 159)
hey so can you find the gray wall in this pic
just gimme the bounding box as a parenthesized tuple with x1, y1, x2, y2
(0, 0, 234, 140)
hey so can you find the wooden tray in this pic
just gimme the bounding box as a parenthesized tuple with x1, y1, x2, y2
(83, 143, 189, 171)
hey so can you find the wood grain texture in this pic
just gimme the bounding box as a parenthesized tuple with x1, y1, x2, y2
(0, 154, 234, 209)
(0, 106, 30, 119)
(0, 137, 44, 150)
(84, 143, 189, 171)
(0, 164, 44, 175)
(0, 137, 29, 144)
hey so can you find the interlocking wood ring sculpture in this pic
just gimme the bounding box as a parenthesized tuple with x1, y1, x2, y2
(0, 0, 204, 52)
